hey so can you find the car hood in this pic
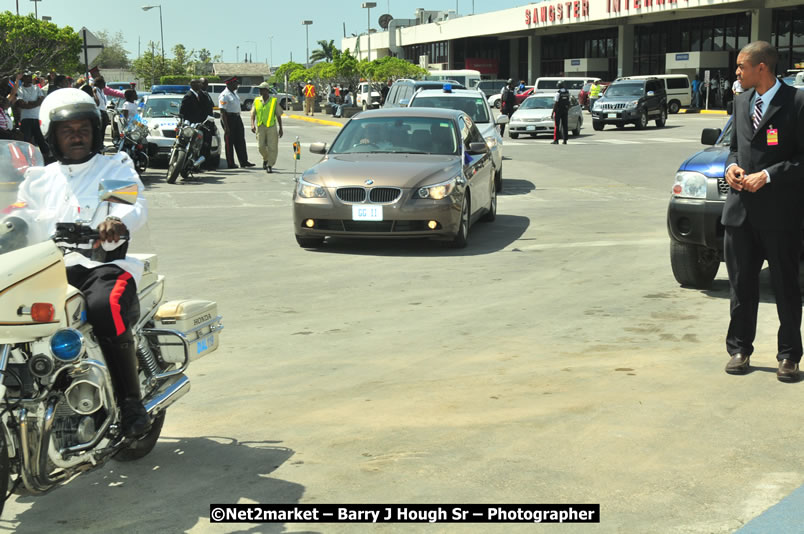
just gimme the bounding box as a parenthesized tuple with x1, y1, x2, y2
(308, 154, 462, 189)
(512, 108, 552, 120)
(678, 146, 729, 178)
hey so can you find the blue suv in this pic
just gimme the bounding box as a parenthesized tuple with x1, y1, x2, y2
(666, 118, 733, 288)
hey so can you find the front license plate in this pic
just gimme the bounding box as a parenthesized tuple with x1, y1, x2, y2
(526, 125, 536, 131)
(607, 113, 617, 118)
(352, 205, 383, 221)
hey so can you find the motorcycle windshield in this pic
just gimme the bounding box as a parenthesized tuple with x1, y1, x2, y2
(0, 140, 45, 254)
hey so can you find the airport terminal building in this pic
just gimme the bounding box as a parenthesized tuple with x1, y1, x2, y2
(342, 0, 803, 85)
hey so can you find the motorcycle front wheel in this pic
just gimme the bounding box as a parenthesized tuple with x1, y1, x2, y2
(166, 148, 186, 184)
(113, 412, 166, 462)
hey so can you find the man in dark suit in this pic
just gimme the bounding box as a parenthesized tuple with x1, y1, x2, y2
(179, 79, 206, 124)
(722, 41, 804, 382)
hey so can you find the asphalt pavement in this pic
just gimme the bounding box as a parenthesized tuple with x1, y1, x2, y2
(3, 110, 803, 533)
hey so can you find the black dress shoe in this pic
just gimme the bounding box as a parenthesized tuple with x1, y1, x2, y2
(228, 163, 238, 169)
(121, 398, 152, 438)
(242, 161, 256, 168)
(267, 166, 272, 173)
(725, 353, 750, 374)
(777, 359, 800, 383)
(262, 161, 267, 170)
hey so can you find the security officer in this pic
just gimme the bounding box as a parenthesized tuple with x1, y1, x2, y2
(303, 79, 316, 116)
(552, 80, 571, 145)
(500, 79, 516, 137)
(218, 76, 255, 169)
(179, 78, 206, 123)
(588, 80, 602, 111)
(250, 82, 283, 173)
(2, 88, 150, 438)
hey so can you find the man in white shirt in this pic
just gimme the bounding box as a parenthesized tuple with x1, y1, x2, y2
(4, 88, 152, 437)
(16, 73, 48, 156)
(218, 76, 254, 169)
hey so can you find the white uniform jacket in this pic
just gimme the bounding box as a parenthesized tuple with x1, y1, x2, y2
(13, 152, 148, 285)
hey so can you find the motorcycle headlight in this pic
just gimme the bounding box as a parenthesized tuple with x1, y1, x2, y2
(181, 126, 194, 138)
(297, 177, 327, 199)
(50, 328, 85, 362)
(417, 177, 457, 200)
(626, 100, 640, 110)
(672, 171, 708, 199)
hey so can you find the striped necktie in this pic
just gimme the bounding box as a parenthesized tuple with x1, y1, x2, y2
(752, 96, 763, 132)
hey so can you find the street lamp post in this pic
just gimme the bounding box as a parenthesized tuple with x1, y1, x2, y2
(269, 36, 274, 68)
(246, 40, 258, 63)
(302, 20, 313, 68)
(141, 5, 165, 61)
(362, 2, 376, 62)
(30, 0, 41, 19)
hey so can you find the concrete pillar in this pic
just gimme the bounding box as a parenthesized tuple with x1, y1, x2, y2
(510, 39, 520, 80)
(617, 24, 634, 77)
(528, 34, 542, 83)
(750, 8, 772, 43)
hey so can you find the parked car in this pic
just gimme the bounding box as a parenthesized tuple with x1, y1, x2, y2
(579, 81, 609, 109)
(618, 74, 691, 114)
(475, 79, 509, 99)
(355, 82, 382, 110)
(383, 79, 467, 108)
(407, 87, 507, 192)
(508, 94, 583, 140)
(590, 78, 667, 130)
(206, 83, 294, 111)
(138, 94, 221, 167)
(532, 77, 599, 98)
(293, 108, 497, 249)
(488, 87, 534, 109)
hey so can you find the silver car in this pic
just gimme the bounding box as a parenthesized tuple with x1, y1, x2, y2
(508, 94, 583, 139)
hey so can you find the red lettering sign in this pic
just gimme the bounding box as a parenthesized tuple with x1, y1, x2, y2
(525, 9, 531, 24)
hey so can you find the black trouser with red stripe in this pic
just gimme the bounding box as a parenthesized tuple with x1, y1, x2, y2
(224, 112, 248, 167)
(67, 265, 139, 338)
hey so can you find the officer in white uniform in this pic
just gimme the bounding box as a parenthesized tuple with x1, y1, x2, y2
(218, 76, 254, 169)
(3, 88, 151, 438)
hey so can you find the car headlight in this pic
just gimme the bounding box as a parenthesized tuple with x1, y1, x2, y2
(672, 171, 707, 199)
(626, 100, 640, 110)
(484, 136, 498, 149)
(592, 101, 602, 111)
(417, 177, 457, 200)
(297, 176, 327, 198)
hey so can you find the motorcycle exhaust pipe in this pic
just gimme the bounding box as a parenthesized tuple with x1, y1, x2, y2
(192, 155, 205, 168)
(144, 373, 191, 415)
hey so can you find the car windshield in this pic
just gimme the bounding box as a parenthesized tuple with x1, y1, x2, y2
(719, 120, 733, 146)
(329, 116, 460, 155)
(409, 96, 490, 123)
(142, 97, 181, 118)
(520, 96, 555, 110)
(605, 83, 644, 97)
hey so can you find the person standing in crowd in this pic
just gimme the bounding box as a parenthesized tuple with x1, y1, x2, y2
(691, 75, 701, 108)
(303, 80, 316, 116)
(552, 80, 570, 145)
(517, 80, 526, 94)
(199, 78, 217, 169)
(0, 94, 22, 140)
(499, 79, 516, 137)
(218, 77, 255, 169)
(16, 72, 48, 155)
(92, 76, 113, 141)
(120, 89, 139, 125)
(250, 82, 283, 173)
(381, 79, 392, 106)
(180, 79, 206, 124)
(732, 77, 743, 97)
(722, 41, 804, 382)
(588, 80, 602, 111)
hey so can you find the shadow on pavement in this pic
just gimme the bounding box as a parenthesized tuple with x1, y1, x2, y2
(499, 178, 535, 196)
(5, 436, 315, 534)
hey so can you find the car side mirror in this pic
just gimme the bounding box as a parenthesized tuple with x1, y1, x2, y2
(495, 115, 509, 125)
(99, 179, 138, 205)
(647, 91, 655, 96)
(701, 128, 722, 146)
(468, 142, 489, 154)
(309, 142, 327, 154)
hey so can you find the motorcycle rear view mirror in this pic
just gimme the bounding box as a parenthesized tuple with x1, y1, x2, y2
(99, 179, 138, 205)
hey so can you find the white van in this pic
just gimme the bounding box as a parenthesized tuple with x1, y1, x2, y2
(424, 69, 481, 89)
(618, 74, 691, 114)
(533, 77, 600, 98)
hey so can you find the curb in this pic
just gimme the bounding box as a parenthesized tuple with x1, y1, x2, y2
(678, 109, 728, 115)
(286, 115, 343, 127)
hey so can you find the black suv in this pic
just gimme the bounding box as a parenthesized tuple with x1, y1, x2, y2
(591, 78, 667, 130)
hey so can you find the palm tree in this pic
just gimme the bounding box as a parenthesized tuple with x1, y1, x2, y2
(310, 40, 337, 63)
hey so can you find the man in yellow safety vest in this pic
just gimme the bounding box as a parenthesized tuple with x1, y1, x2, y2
(588, 80, 602, 111)
(303, 80, 316, 116)
(250, 82, 284, 173)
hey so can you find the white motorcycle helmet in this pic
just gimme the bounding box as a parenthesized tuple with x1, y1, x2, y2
(39, 88, 103, 162)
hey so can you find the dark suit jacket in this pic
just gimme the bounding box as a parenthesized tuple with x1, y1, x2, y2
(722, 82, 804, 229)
(179, 90, 206, 124)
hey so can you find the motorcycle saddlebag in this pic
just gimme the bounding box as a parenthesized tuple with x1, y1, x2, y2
(153, 300, 221, 363)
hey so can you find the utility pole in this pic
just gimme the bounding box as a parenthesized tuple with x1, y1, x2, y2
(30, 0, 41, 19)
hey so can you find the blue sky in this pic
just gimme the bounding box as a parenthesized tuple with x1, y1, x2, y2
(9, 0, 527, 67)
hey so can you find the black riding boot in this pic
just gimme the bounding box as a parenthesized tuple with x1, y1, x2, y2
(98, 331, 151, 438)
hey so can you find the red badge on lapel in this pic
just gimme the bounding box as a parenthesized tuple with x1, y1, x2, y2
(767, 127, 779, 146)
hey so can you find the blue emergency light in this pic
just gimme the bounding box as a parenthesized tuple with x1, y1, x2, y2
(443, 83, 453, 93)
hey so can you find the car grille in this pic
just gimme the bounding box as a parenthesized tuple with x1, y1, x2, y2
(162, 129, 177, 137)
(336, 187, 402, 204)
(336, 187, 367, 203)
(306, 220, 434, 233)
(369, 187, 401, 203)
(717, 177, 730, 197)
(598, 103, 626, 110)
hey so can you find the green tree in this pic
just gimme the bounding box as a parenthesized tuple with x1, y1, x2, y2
(310, 40, 337, 63)
(91, 30, 130, 69)
(270, 61, 305, 85)
(332, 49, 360, 91)
(0, 12, 81, 78)
(197, 48, 212, 63)
(131, 41, 170, 86)
(369, 56, 428, 81)
(170, 43, 195, 75)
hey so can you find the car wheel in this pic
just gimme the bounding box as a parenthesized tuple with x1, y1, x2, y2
(572, 117, 581, 136)
(280, 99, 288, 110)
(447, 195, 470, 249)
(592, 120, 604, 131)
(482, 181, 496, 222)
(509, 132, 519, 139)
(668, 100, 681, 114)
(296, 235, 325, 248)
(244, 99, 254, 111)
(635, 111, 648, 130)
(656, 108, 667, 128)
(670, 240, 719, 289)
(616, 123, 625, 129)
(494, 164, 503, 193)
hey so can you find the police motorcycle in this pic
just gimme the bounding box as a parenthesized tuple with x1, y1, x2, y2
(165, 115, 216, 184)
(115, 115, 150, 176)
(0, 141, 223, 515)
